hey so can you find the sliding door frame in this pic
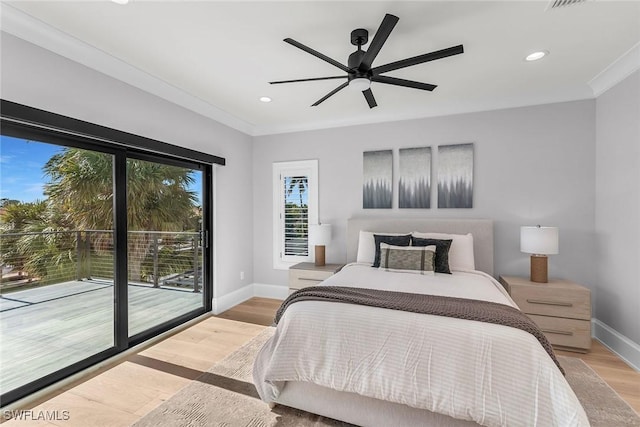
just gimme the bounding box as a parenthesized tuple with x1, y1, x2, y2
(125, 150, 213, 347)
(0, 100, 219, 405)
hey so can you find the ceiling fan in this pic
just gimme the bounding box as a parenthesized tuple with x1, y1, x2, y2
(270, 13, 464, 108)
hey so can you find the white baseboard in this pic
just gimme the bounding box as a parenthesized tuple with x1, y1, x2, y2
(253, 283, 289, 300)
(592, 318, 640, 372)
(212, 284, 254, 315)
(212, 283, 286, 315)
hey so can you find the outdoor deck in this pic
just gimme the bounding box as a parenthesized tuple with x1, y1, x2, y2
(0, 280, 202, 394)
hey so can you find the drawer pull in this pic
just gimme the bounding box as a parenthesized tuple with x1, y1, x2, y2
(526, 299, 573, 307)
(541, 329, 574, 336)
(299, 278, 323, 282)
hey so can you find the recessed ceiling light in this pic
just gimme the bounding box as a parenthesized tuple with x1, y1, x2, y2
(111, 0, 130, 4)
(525, 51, 549, 62)
(260, 97, 272, 103)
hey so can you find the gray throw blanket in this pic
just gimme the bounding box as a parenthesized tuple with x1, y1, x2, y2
(275, 285, 564, 375)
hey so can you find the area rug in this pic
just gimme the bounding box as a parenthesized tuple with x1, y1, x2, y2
(134, 327, 640, 427)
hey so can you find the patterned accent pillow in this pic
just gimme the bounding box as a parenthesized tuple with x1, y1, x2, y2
(378, 243, 436, 275)
(373, 234, 412, 268)
(411, 237, 453, 274)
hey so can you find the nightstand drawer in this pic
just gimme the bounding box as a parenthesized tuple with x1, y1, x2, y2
(529, 314, 591, 351)
(511, 286, 590, 320)
(289, 268, 333, 291)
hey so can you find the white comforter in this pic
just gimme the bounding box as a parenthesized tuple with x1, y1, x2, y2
(253, 264, 589, 427)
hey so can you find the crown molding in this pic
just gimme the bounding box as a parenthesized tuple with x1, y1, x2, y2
(0, 4, 255, 136)
(589, 42, 640, 97)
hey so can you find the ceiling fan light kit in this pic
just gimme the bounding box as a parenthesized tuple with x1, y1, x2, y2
(270, 13, 464, 109)
(349, 78, 371, 92)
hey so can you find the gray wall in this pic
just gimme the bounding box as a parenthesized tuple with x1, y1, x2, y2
(4, 29, 638, 353)
(595, 70, 640, 344)
(253, 100, 597, 289)
(0, 33, 254, 297)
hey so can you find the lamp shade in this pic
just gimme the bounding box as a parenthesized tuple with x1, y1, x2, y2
(520, 226, 559, 255)
(309, 224, 332, 246)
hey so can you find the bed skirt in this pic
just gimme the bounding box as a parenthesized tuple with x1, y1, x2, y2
(276, 381, 479, 427)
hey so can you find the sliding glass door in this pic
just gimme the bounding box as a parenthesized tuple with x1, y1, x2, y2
(0, 136, 116, 396)
(0, 102, 215, 405)
(126, 155, 205, 337)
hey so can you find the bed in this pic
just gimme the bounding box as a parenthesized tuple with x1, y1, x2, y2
(253, 218, 589, 426)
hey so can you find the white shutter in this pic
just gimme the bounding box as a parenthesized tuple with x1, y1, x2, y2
(283, 175, 309, 257)
(273, 160, 318, 269)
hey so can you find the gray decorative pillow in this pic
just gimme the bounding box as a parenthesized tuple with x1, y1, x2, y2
(378, 243, 436, 275)
(411, 237, 453, 274)
(372, 234, 412, 268)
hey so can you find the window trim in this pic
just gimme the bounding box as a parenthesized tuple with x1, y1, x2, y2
(273, 160, 318, 270)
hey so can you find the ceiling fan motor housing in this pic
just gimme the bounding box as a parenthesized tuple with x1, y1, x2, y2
(350, 28, 369, 46)
(349, 28, 370, 82)
(348, 50, 370, 82)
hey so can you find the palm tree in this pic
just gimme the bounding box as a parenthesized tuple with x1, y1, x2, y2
(44, 148, 197, 281)
(0, 200, 48, 232)
(286, 177, 307, 208)
(0, 200, 49, 282)
(285, 177, 309, 252)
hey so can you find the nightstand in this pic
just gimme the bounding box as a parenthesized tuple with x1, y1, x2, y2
(499, 275, 591, 353)
(288, 262, 344, 295)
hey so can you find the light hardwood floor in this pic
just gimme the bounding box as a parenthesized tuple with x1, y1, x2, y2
(556, 343, 640, 413)
(2, 297, 638, 426)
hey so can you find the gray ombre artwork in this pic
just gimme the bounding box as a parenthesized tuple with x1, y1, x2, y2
(363, 150, 392, 209)
(399, 147, 431, 208)
(437, 143, 474, 208)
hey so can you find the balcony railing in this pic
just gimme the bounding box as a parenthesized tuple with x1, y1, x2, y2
(0, 230, 203, 293)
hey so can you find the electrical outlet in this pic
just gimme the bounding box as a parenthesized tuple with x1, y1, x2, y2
(240, 271, 245, 281)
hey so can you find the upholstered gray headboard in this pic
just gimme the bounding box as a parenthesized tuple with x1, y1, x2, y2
(346, 218, 494, 276)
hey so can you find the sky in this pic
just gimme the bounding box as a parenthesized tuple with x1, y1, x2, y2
(284, 176, 309, 206)
(0, 135, 61, 203)
(0, 135, 202, 205)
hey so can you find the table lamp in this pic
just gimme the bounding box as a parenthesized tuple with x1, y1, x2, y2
(520, 225, 559, 283)
(310, 223, 332, 267)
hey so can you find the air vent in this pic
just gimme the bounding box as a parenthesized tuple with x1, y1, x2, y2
(547, 0, 588, 9)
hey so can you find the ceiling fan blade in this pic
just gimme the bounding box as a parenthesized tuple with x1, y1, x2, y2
(270, 76, 347, 84)
(284, 38, 351, 73)
(311, 82, 349, 106)
(372, 44, 464, 75)
(358, 13, 399, 72)
(372, 75, 437, 91)
(362, 88, 377, 108)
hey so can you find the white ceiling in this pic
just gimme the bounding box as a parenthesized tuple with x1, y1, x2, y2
(2, 1, 640, 136)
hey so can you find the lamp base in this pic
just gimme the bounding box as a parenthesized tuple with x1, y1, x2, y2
(315, 245, 326, 267)
(530, 255, 548, 283)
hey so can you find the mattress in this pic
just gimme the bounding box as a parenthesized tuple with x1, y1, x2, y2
(253, 264, 589, 426)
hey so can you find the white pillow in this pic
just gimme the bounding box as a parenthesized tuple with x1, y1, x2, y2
(356, 231, 409, 264)
(411, 232, 475, 271)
